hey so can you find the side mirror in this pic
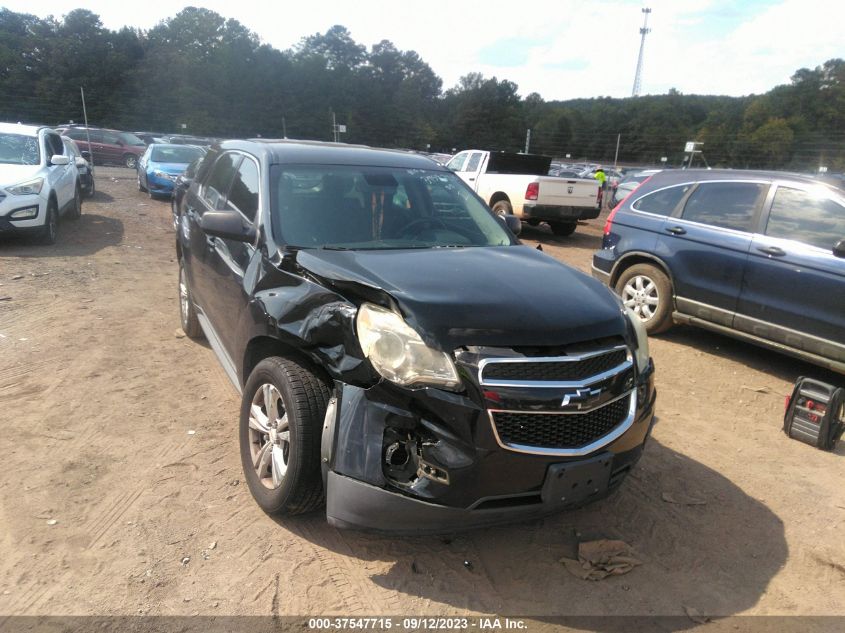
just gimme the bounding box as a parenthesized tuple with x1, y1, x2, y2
(74, 157, 87, 167)
(50, 155, 70, 166)
(834, 239, 845, 259)
(200, 210, 256, 243)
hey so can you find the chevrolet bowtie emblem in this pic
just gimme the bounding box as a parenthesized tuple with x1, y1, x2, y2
(561, 387, 602, 408)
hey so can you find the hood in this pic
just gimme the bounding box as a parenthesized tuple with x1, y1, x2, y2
(295, 246, 627, 350)
(0, 163, 42, 188)
(149, 162, 189, 174)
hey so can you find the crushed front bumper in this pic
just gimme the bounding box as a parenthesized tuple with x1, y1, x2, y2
(323, 355, 656, 533)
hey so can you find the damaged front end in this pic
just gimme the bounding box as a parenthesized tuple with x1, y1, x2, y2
(249, 248, 656, 533)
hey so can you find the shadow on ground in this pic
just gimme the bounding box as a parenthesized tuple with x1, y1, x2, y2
(519, 222, 605, 251)
(660, 325, 843, 387)
(287, 438, 786, 628)
(0, 213, 123, 257)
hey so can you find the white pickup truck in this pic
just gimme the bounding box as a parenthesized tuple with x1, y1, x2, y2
(446, 150, 600, 236)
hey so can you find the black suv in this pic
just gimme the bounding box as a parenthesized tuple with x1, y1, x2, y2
(176, 140, 656, 532)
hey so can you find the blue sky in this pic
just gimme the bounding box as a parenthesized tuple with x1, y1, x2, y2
(2, 0, 843, 100)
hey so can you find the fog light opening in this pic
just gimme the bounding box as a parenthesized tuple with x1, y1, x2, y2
(385, 442, 409, 468)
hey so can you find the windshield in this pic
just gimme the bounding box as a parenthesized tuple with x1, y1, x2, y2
(0, 133, 41, 166)
(151, 145, 204, 163)
(119, 132, 146, 146)
(270, 165, 513, 250)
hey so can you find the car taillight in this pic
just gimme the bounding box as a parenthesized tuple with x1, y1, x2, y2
(603, 175, 653, 236)
(525, 182, 539, 201)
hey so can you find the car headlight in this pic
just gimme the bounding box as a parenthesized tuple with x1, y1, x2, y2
(6, 178, 44, 196)
(356, 302, 461, 390)
(624, 307, 650, 373)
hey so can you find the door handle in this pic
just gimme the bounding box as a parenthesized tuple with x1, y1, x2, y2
(757, 245, 786, 257)
(468, 177, 475, 181)
(665, 226, 686, 235)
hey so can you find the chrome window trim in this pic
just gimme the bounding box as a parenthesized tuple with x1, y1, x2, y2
(478, 345, 632, 388)
(488, 390, 638, 457)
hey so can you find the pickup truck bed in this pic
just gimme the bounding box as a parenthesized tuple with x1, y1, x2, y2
(447, 150, 600, 235)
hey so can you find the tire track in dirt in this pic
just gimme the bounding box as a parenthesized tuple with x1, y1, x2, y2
(291, 519, 401, 614)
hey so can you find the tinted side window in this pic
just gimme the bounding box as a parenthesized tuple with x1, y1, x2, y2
(87, 130, 104, 143)
(45, 133, 64, 157)
(446, 153, 467, 172)
(465, 152, 482, 172)
(631, 184, 691, 216)
(766, 187, 845, 251)
(101, 131, 120, 145)
(202, 153, 239, 210)
(226, 158, 259, 222)
(66, 129, 87, 141)
(681, 182, 766, 231)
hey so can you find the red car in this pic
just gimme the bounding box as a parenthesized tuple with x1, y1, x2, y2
(56, 126, 146, 169)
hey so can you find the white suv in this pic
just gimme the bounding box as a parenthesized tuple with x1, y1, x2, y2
(0, 122, 81, 244)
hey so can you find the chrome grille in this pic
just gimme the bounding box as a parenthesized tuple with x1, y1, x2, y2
(482, 349, 628, 383)
(492, 395, 631, 450)
(479, 344, 636, 456)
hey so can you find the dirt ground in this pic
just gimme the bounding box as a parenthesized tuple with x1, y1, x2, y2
(0, 168, 843, 625)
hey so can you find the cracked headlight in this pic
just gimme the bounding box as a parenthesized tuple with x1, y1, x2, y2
(6, 178, 44, 196)
(624, 307, 650, 373)
(356, 302, 460, 390)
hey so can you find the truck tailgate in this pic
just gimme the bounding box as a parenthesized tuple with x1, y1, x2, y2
(538, 177, 599, 208)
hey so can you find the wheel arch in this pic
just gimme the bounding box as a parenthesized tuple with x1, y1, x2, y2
(610, 252, 675, 288)
(242, 335, 331, 388)
(488, 192, 510, 207)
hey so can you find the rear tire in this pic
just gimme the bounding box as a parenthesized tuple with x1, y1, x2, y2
(550, 221, 577, 236)
(491, 200, 512, 216)
(615, 263, 674, 334)
(239, 357, 330, 516)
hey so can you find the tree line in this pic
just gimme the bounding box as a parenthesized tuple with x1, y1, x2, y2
(1, 6, 843, 171)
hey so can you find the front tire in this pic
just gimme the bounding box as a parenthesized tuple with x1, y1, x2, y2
(178, 259, 203, 339)
(37, 199, 58, 245)
(615, 263, 674, 334)
(138, 173, 146, 192)
(239, 357, 330, 516)
(67, 184, 82, 220)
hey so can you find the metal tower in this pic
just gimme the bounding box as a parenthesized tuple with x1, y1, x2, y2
(632, 7, 652, 97)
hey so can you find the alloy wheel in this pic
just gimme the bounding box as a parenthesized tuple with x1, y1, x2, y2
(622, 274, 660, 321)
(248, 383, 290, 490)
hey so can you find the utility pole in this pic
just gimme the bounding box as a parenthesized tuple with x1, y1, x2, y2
(80, 87, 93, 171)
(632, 7, 652, 97)
(332, 111, 337, 142)
(282, 116, 287, 139)
(524, 129, 531, 154)
(613, 133, 621, 169)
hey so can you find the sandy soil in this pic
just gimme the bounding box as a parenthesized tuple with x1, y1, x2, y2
(0, 169, 843, 624)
